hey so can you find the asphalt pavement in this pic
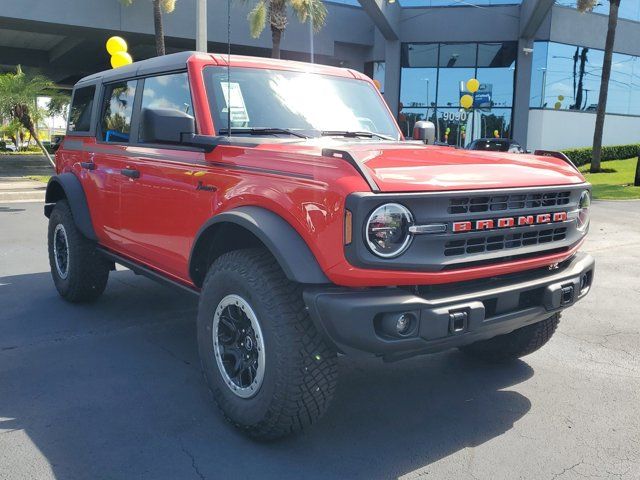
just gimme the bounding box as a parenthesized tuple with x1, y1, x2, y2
(0, 201, 639, 480)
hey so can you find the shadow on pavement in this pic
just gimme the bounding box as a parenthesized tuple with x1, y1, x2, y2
(0, 270, 533, 479)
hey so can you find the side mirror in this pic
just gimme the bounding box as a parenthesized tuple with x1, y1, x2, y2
(412, 121, 436, 145)
(140, 108, 195, 144)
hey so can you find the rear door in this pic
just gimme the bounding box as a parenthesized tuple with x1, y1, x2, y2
(83, 79, 139, 250)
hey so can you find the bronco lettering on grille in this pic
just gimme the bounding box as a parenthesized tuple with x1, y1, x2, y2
(452, 211, 567, 233)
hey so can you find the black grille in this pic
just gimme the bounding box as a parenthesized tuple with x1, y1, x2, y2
(444, 227, 567, 257)
(448, 191, 571, 214)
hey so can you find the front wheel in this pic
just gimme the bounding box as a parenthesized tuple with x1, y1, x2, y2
(459, 314, 560, 363)
(197, 248, 338, 440)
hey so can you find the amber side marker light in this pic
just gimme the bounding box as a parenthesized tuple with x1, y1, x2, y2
(344, 210, 353, 245)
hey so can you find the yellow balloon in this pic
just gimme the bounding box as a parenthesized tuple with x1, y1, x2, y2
(111, 51, 133, 69)
(466, 78, 480, 94)
(558, 95, 565, 101)
(460, 94, 473, 109)
(493, 129, 500, 138)
(373, 79, 382, 91)
(106, 36, 128, 56)
(554, 101, 562, 110)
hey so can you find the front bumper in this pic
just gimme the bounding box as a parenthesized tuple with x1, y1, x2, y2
(304, 253, 594, 361)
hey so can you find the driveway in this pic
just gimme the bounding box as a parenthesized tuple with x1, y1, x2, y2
(0, 201, 638, 480)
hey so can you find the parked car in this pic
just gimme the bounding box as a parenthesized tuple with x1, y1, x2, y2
(467, 138, 526, 153)
(45, 52, 594, 440)
(1, 141, 17, 152)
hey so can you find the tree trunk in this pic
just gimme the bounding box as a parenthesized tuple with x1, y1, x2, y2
(591, 0, 620, 173)
(635, 148, 640, 187)
(271, 26, 282, 59)
(26, 124, 54, 168)
(153, 0, 166, 56)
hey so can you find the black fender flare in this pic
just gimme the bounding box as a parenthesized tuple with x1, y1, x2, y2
(189, 206, 330, 286)
(44, 173, 97, 241)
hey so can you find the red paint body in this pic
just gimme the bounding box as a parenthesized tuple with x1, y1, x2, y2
(56, 54, 588, 289)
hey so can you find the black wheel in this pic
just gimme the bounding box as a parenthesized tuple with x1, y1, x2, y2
(47, 200, 110, 302)
(459, 314, 560, 363)
(197, 248, 338, 440)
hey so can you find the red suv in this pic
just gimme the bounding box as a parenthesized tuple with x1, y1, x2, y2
(46, 52, 594, 439)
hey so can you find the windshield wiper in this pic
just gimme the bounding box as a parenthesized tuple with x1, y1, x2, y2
(320, 130, 395, 141)
(218, 128, 309, 139)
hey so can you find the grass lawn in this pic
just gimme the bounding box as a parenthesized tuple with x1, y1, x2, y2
(579, 157, 640, 200)
(26, 175, 51, 183)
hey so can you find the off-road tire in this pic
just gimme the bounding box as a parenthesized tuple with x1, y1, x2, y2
(459, 314, 560, 363)
(197, 248, 338, 440)
(47, 200, 109, 302)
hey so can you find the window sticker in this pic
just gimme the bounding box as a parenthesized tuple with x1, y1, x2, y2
(220, 81, 249, 125)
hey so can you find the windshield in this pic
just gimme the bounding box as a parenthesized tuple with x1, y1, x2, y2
(471, 140, 510, 152)
(204, 67, 400, 140)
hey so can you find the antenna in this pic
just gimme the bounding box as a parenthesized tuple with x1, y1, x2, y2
(226, 0, 231, 137)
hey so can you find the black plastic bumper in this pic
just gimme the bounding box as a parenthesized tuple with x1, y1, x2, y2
(303, 253, 595, 361)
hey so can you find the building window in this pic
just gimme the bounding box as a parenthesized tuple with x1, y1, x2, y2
(400, 41, 516, 146)
(530, 41, 640, 116)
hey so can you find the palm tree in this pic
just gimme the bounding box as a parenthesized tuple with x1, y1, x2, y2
(120, 0, 177, 56)
(247, 0, 327, 59)
(577, 0, 621, 173)
(0, 66, 57, 166)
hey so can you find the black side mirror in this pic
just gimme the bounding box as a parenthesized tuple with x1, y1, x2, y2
(140, 108, 195, 144)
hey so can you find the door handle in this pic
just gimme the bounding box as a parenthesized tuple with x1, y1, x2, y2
(121, 168, 140, 179)
(80, 162, 95, 170)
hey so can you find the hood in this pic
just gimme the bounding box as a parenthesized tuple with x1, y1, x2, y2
(339, 142, 585, 193)
(249, 138, 586, 193)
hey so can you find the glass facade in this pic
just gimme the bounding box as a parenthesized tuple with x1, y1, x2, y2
(531, 41, 640, 116)
(399, 0, 522, 8)
(399, 42, 516, 146)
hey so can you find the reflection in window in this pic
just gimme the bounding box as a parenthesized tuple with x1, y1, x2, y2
(399, 0, 522, 7)
(437, 68, 476, 106)
(101, 80, 136, 143)
(554, 1, 640, 23)
(400, 41, 517, 143)
(530, 41, 640, 116)
(139, 73, 194, 141)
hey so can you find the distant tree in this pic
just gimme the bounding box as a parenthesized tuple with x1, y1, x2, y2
(577, 0, 621, 173)
(247, 0, 327, 59)
(0, 66, 56, 165)
(119, 0, 178, 56)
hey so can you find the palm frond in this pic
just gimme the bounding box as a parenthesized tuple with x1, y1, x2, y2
(576, 0, 597, 12)
(290, 0, 327, 32)
(248, 1, 268, 38)
(160, 0, 177, 13)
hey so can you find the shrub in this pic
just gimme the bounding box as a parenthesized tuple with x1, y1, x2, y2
(561, 144, 640, 166)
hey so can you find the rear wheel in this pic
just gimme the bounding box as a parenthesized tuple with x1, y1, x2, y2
(197, 248, 338, 440)
(459, 314, 560, 363)
(47, 200, 110, 302)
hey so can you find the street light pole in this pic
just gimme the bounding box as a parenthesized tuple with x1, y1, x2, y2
(196, 0, 207, 52)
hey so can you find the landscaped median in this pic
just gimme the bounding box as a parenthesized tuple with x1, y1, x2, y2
(579, 158, 640, 200)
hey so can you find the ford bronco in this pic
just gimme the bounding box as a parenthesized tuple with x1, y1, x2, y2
(46, 51, 594, 440)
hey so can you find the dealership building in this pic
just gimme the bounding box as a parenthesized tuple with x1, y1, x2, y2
(1, 0, 639, 150)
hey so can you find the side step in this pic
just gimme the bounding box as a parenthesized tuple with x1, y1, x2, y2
(97, 248, 200, 296)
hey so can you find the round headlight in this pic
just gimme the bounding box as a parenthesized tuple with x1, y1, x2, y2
(577, 190, 591, 232)
(365, 203, 414, 258)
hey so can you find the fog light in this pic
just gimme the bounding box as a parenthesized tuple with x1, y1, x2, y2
(396, 314, 413, 335)
(377, 312, 418, 338)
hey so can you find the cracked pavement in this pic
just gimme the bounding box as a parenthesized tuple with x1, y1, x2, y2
(0, 200, 639, 479)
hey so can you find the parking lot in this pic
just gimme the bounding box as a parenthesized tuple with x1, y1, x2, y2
(1, 200, 639, 480)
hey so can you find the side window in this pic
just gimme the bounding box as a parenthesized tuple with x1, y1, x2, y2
(100, 80, 137, 143)
(139, 72, 194, 142)
(68, 86, 95, 133)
